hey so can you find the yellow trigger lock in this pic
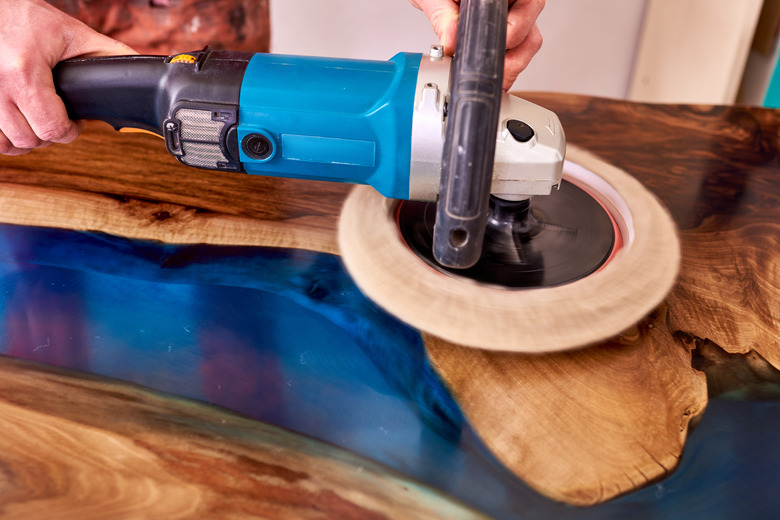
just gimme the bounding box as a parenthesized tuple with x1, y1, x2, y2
(170, 54, 197, 64)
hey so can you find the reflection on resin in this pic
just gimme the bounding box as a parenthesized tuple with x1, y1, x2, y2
(0, 224, 778, 520)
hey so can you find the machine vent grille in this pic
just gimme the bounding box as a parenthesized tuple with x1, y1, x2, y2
(180, 141, 226, 169)
(177, 108, 224, 142)
(172, 106, 236, 170)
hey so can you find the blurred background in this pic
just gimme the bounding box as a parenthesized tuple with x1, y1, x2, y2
(271, 0, 780, 107)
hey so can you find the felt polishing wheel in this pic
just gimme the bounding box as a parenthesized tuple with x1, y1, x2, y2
(338, 145, 680, 352)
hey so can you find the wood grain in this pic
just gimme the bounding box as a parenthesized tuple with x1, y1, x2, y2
(0, 355, 486, 520)
(425, 94, 777, 504)
(521, 94, 780, 370)
(0, 94, 777, 508)
(425, 305, 707, 505)
(0, 123, 350, 250)
(0, 182, 339, 254)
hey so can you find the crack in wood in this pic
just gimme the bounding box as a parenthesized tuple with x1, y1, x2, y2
(676, 331, 780, 399)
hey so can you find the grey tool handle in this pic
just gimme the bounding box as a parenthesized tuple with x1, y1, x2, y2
(433, 0, 507, 268)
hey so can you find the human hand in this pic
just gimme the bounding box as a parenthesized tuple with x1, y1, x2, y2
(0, 0, 135, 155)
(410, 0, 544, 90)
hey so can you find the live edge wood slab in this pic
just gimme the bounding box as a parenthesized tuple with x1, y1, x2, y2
(0, 356, 485, 520)
(0, 93, 777, 509)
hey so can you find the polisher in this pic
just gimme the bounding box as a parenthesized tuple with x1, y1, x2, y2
(53, 0, 679, 351)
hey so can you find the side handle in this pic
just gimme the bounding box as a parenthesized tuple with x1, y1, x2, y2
(433, 0, 507, 268)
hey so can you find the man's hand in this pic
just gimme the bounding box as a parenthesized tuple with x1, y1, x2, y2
(0, 0, 135, 155)
(410, 0, 544, 90)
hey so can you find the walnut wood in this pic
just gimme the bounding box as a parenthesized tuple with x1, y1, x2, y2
(522, 93, 780, 369)
(0, 124, 350, 252)
(0, 182, 341, 254)
(687, 334, 780, 400)
(428, 94, 778, 504)
(0, 94, 777, 508)
(0, 355, 486, 520)
(425, 305, 707, 506)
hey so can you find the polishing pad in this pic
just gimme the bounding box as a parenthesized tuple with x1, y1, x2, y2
(338, 145, 680, 352)
(397, 181, 618, 288)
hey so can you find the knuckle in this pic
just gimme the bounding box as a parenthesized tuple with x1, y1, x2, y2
(14, 93, 78, 144)
(0, 137, 28, 156)
(9, 135, 41, 150)
(4, 147, 32, 156)
(529, 30, 543, 52)
(37, 120, 74, 143)
(0, 54, 25, 75)
(0, 56, 36, 92)
(2, 125, 42, 150)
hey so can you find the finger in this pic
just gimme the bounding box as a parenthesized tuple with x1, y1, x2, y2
(410, 0, 460, 55)
(506, 0, 545, 51)
(16, 73, 82, 145)
(503, 23, 543, 90)
(0, 98, 44, 150)
(0, 129, 33, 156)
(61, 24, 138, 60)
(76, 36, 137, 59)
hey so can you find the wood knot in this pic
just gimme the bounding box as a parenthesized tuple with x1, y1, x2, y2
(152, 210, 172, 222)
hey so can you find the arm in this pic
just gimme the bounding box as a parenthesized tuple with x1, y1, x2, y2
(0, 0, 135, 155)
(410, 0, 544, 90)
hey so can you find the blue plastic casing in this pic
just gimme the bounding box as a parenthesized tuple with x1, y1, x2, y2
(237, 52, 422, 200)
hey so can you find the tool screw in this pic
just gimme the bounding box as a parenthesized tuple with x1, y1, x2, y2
(430, 45, 444, 59)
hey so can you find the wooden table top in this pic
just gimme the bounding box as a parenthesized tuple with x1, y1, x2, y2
(0, 93, 777, 517)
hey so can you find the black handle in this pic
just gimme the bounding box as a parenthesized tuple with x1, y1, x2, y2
(53, 55, 171, 134)
(52, 48, 253, 172)
(433, 0, 507, 268)
(53, 48, 253, 134)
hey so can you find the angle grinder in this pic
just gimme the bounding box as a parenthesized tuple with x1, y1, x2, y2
(53, 0, 679, 351)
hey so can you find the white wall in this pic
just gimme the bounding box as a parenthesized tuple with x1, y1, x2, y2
(270, 0, 648, 99)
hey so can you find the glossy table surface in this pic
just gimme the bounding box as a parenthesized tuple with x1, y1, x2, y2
(0, 93, 778, 518)
(1, 223, 778, 519)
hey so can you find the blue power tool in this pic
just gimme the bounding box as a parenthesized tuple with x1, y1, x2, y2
(53, 0, 565, 270)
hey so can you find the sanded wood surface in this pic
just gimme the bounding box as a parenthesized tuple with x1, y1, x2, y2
(425, 304, 707, 506)
(522, 93, 780, 370)
(0, 123, 349, 252)
(419, 94, 779, 505)
(0, 356, 485, 519)
(0, 181, 339, 254)
(0, 94, 777, 508)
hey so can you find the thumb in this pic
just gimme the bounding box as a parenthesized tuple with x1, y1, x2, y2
(413, 0, 459, 55)
(81, 39, 138, 58)
(62, 28, 137, 61)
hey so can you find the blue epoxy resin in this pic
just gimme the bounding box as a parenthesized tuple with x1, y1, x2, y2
(1, 223, 779, 519)
(237, 53, 421, 199)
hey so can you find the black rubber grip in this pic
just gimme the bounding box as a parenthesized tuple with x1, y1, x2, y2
(52, 48, 253, 134)
(53, 55, 170, 133)
(433, 0, 507, 269)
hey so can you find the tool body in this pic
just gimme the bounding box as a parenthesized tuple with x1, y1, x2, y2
(54, 31, 565, 270)
(54, 47, 564, 200)
(49, 1, 681, 353)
